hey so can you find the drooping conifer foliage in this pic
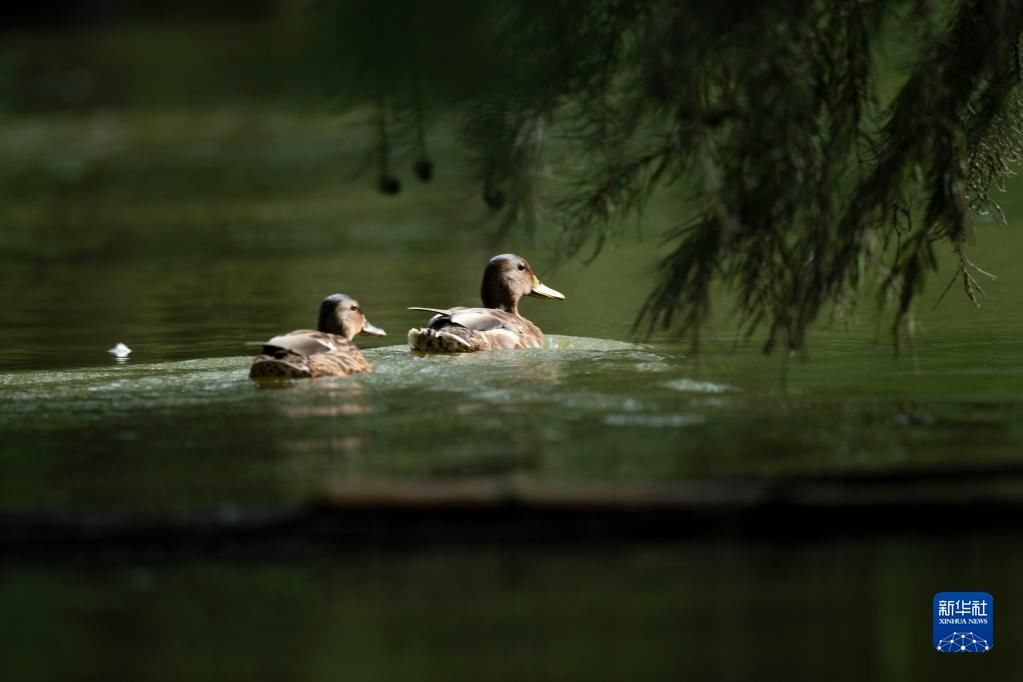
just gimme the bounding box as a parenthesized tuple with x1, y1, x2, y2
(321, 0, 1023, 351)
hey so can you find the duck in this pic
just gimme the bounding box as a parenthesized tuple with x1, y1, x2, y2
(250, 294, 386, 379)
(407, 253, 565, 352)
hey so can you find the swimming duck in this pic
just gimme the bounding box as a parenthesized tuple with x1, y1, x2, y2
(408, 253, 565, 352)
(250, 294, 386, 379)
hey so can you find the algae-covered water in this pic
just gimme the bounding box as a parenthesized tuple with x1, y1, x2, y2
(2, 221, 1021, 512)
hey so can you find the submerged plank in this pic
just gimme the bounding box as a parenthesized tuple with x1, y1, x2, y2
(2, 471, 1023, 556)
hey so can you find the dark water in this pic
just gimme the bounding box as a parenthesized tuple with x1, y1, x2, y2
(2, 27, 1023, 680)
(2, 537, 1020, 681)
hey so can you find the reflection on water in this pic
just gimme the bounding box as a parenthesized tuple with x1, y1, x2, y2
(272, 380, 371, 418)
(662, 378, 737, 394)
(2, 536, 1022, 681)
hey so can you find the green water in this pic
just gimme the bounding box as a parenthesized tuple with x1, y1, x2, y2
(2, 112, 1021, 679)
(2, 23, 1023, 680)
(2, 186, 1021, 510)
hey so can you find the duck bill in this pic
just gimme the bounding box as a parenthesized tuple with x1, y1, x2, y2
(530, 279, 565, 300)
(360, 321, 387, 337)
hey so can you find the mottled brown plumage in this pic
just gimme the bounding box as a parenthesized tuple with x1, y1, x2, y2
(250, 294, 385, 379)
(408, 254, 565, 353)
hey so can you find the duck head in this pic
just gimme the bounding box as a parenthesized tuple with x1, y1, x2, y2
(317, 294, 387, 340)
(480, 254, 565, 314)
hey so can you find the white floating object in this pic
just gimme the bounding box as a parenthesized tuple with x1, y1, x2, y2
(108, 342, 132, 358)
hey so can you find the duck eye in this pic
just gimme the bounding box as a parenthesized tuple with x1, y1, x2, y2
(517, 263, 526, 271)
(351, 305, 358, 311)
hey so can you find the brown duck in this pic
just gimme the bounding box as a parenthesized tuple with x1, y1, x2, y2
(250, 294, 386, 379)
(407, 254, 565, 353)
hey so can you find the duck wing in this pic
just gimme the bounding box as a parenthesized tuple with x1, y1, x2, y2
(262, 330, 342, 357)
(411, 306, 514, 332)
(410, 305, 501, 331)
(447, 309, 515, 331)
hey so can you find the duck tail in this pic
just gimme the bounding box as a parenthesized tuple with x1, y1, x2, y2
(407, 327, 475, 353)
(249, 355, 312, 379)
